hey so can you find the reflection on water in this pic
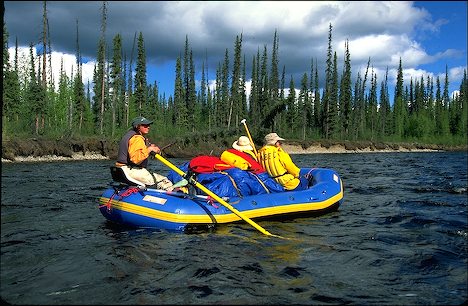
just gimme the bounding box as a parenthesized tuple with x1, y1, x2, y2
(1, 152, 467, 304)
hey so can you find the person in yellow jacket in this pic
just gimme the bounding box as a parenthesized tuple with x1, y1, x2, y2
(257, 132, 310, 191)
(220, 136, 265, 174)
(115, 116, 174, 190)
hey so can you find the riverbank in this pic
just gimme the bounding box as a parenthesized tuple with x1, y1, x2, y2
(2, 138, 465, 163)
(1, 152, 110, 163)
(281, 143, 441, 154)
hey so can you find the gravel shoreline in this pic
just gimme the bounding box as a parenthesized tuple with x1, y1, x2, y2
(1, 144, 443, 163)
(1, 152, 110, 163)
(281, 144, 441, 154)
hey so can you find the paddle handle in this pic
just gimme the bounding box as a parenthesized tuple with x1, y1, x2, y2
(241, 119, 258, 156)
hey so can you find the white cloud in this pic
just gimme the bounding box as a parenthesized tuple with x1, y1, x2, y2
(9, 46, 95, 91)
(403, 68, 432, 83)
(449, 66, 466, 85)
(5, 1, 465, 100)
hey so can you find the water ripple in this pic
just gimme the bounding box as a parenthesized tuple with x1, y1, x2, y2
(1, 154, 467, 305)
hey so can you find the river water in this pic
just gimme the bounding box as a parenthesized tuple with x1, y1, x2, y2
(1, 152, 467, 305)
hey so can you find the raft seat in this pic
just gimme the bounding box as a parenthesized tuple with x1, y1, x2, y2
(110, 166, 146, 188)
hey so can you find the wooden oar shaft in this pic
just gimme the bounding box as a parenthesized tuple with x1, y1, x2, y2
(192, 180, 274, 236)
(154, 154, 279, 237)
(241, 119, 258, 156)
(160, 141, 176, 151)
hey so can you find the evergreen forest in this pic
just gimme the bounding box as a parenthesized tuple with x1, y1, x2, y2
(2, 2, 467, 149)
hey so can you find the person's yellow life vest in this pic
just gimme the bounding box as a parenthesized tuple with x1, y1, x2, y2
(220, 150, 251, 170)
(257, 145, 300, 190)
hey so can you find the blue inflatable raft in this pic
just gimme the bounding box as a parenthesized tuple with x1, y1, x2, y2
(98, 163, 344, 232)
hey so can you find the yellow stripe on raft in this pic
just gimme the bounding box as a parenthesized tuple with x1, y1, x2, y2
(99, 179, 343, 224)
(99, 197, 215, 223)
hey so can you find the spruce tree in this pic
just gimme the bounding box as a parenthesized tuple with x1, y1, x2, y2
(298, 72, 309, 140)
(357, 58, 370, 138)
(378, 67, 391, 138)
(269, 30, 279, 115)
(393, 58, 406, 139)
(73, 68, 87, 133)
(27, 44, 46, 135)
(206, 75, 214, 131)
(228, 34, 243, 129)
(134, 32, 147, 116)
(98, 1, 107, 134)
(249, 52, 259, 125)
(328, 51, 339, 139)
(2, 24, 21, 134)
(173, 56, 186, 132)
(72, 18, 87, 134)
(367, 70, 378, 140)
(259, 45, 269, 127)
(313, 59, 321, 133)
(286, 75, 297, 135)
(214, 62, 222, 128)
(221, 49, 230, 127)
(339, 40, 352, 139)
(182, 36, 197, 131)
(459, 70, 468, 137)
(200, 61, 207, 127)
(322, 23, 333, 139)
(110, 33, 123, 136)
(188, 49, 198, 131)
(277, 64, 286, 133)
(126, 32, 137, 126)
(57, 59, 71, 131)
(426, 75, 435, 124)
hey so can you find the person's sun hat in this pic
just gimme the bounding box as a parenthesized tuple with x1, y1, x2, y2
(131, 116, 153, 128)
(232, 136, 254, 151)
(264, 132, 285, 145)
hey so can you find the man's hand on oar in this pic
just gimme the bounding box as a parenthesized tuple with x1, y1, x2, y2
(150, 141, 176, 157)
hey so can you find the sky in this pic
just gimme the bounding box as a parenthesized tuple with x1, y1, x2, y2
(3, 1, 467, 103)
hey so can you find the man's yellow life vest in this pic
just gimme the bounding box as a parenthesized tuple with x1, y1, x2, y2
(257, 145, 300, 190)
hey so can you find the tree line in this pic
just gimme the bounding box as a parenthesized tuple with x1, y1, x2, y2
(2, 2, 467, 146)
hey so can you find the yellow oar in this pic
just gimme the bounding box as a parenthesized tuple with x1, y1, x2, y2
(240, 118, 258, 156)
(154, 153, 282, 238)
